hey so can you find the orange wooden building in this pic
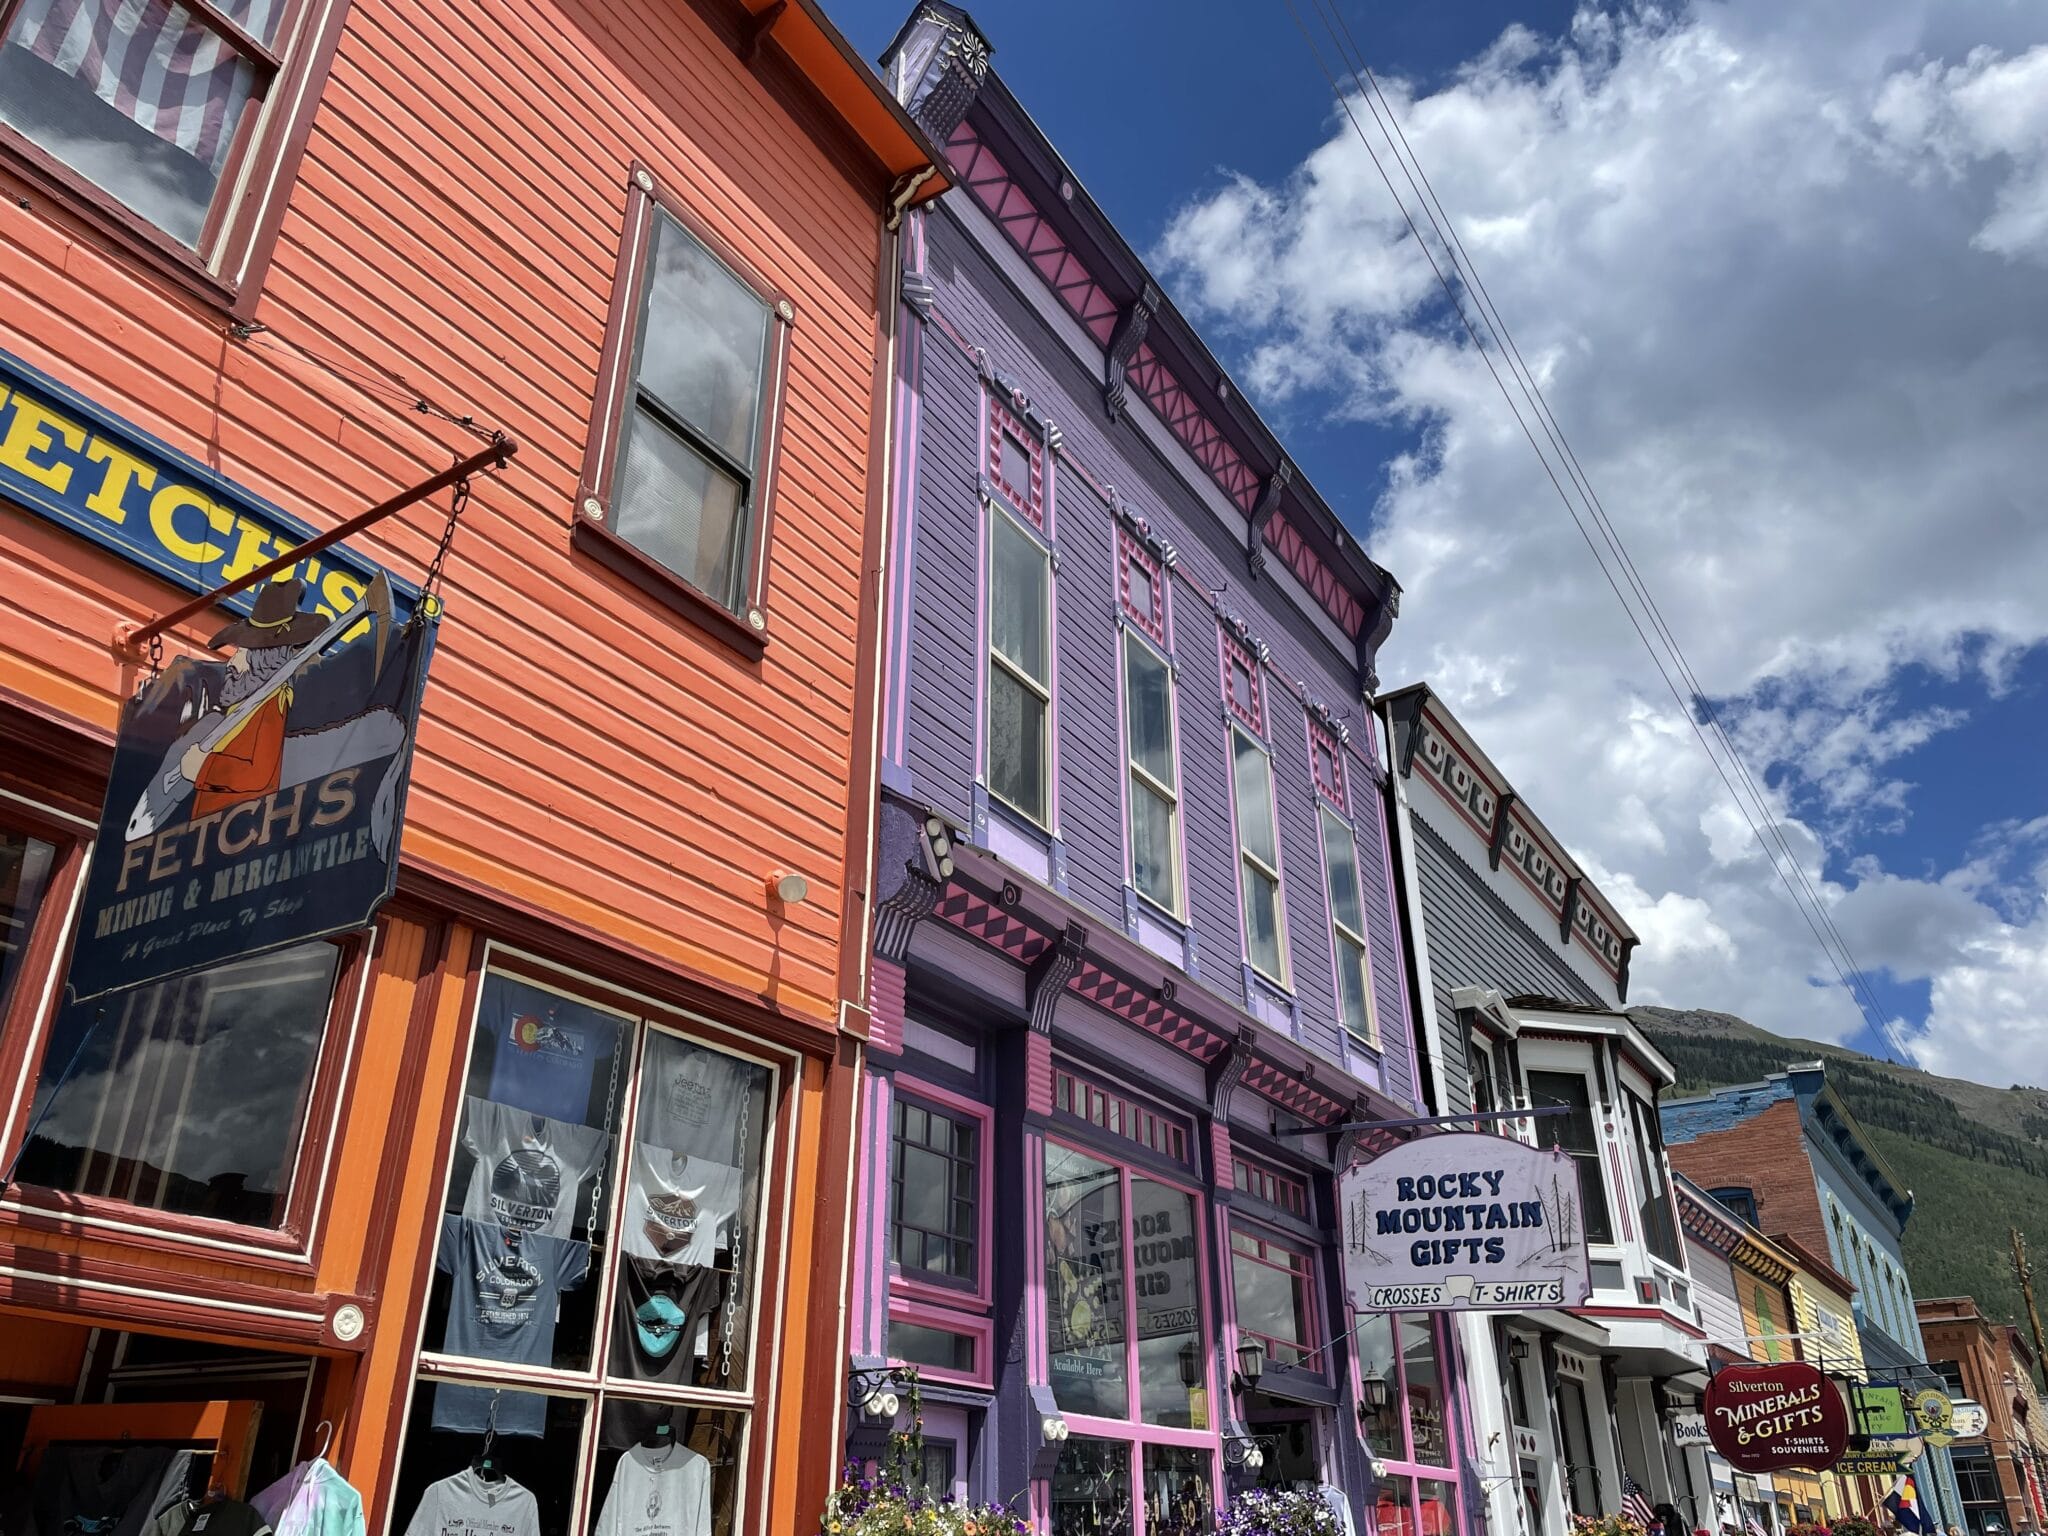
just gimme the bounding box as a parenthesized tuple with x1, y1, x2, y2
(0, 0, 944, 1531)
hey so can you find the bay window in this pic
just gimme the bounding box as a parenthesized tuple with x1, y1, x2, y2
(1044, 1138, 1213, 1535)
(989, 505, 1052, 824)
(1231, 726, 1287, 985)
(1123, 633, 1181, 915)
(1625, 1088, 1681, 1264)
(1319, 806, 1376, 1046)
(1527, 1069, 1613, 1246)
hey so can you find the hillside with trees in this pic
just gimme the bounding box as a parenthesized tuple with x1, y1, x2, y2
(1635, 1005, 2048, 1327)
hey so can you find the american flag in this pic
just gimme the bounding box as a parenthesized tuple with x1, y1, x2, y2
(8, 0, 279, 172)
(1621, 1473, 1657, 1528)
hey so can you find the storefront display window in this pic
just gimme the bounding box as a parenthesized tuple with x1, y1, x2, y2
(395, 961, 781, 1536)
(1043, 1134, 1216, 1532)
(0, 826, 56, 1020)
(17, 939, 343, 1227)
(1230, 1229, 1315, 1370)
(1357, 1313, 1463, 1532)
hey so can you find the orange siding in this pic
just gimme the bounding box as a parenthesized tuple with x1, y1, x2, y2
(0, 0, 887, 1031)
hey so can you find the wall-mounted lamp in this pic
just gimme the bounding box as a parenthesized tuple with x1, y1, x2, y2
(1179, 1340, 1203, 1391)
(1233, 1336, 1267, 1397)
(1509, 1336, 1531, 1363)
(847, 1362, 900, 1420)
(1028, 1383, 1068, 1480)
(1040, 1412, 1070, 1443)
(1361, 1375, 1393, 1414)
(1222, 1433, 1271, 1472)
(919, 816, 955, 881)
(769, 871, 809, 904)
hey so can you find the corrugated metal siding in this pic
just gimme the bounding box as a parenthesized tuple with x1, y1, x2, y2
(0, 0, 892, 1026)
(1414, 814, 1602, 1096)
(1053, 478, 1123, 917)
(911, 207, 1416, 1096)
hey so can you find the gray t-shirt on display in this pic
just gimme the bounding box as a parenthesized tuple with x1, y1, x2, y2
(638, 1044, 754, 1164)
(431, 1215, 589, 1435)
(459, 1097, 608, 1238)
(621, 1146, 741, 1268)
(592, 1445, 711, 1536)
(400, 1472, 538, 1536)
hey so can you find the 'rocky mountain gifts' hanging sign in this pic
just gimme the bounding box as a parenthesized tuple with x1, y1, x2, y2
(1703, 1362, 1851, 1472)
(66, 574, 435, 1003)
(1340, 1132, 1593, 1311)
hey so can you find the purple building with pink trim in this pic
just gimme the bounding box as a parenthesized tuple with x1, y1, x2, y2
(847, 7, 1479, 1532)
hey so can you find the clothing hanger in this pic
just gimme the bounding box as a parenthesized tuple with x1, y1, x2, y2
(309, 1420, 333, 1464)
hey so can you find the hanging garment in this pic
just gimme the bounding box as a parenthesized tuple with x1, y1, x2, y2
(399, 1472, 537, 1536)
(592, 1444, 710, 1536)
(620, 1147, 740, 1269)
(250, 1460, 365, 1536)
(608, 1259, 722, 1384)
(479, 975, 609, 1123)
(431, 1215, 590, 1436)
(31, 1445, 191, 1536)
(151, 1498, 272, 1536)
(635, 1044, 755, 1165)
(458, 1097, 609, 1239)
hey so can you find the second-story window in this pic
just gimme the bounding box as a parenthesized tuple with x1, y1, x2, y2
(579, 171, 794, 654)
(1310, 720, 1347, 810)
(1626, 1088, 1681, 1265)
(0, 0, 337, 278)
(1232, 726, 1287, 986)
(1528, 1070, 1614, 1245)
(988, 503, 1051, 824)
(1319, 807, 1377, 1046)
(1468, 1033, 1499, 1116)
(1123, 629, 1180, 915)
(1221, 630, 1263, 733)
(988, 394, 1044, 527)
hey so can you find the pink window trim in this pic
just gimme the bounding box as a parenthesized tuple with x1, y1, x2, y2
(1220, 627, 1264, 734)
(1228, 1222, 1319, 1371)
(1353, 1310, 1467, 1499)
(1053, 1065, 1191, 1165)
(1118, 529, 1165, 645)
(890, 1074, 996, 1309)
(987, 391, 1045, 529)
(886, 1296, 996, 1390)
(1231, 1154, 1309, 1219)
(1309, 717, 1348, 812)
(1041, 1135, 1225, 1519)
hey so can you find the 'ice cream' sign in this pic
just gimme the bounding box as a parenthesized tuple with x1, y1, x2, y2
(1340, 1133, 1593, 1312)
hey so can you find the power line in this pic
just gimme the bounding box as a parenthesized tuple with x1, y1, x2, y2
(1278, 0, 1905, 1060)
(1304, 0, 1899, 1052)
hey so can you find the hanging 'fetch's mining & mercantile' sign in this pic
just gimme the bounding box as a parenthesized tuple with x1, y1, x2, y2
(65, 573, 435, 1004)
(1340, 1132, 1593, 1311)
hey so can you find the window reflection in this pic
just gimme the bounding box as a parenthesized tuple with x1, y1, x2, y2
(1051, 1436, 1132, 1536)
(1132, 1177, 1205, 1429)
(1045, 1143, 1127, 1418)
(1401, 1315, 1447, 1464)
(20, 940, 339, 1226)
(0, 827, 55, 1021)
(1357, 1312, 1402, 1460)
(1141, 1445, 1211, 1536)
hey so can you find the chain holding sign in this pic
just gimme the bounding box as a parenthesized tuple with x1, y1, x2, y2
(1340, 1132, 1593, 1312)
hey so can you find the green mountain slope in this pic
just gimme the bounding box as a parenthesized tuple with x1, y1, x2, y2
(1633, 1005, 2048, 1328)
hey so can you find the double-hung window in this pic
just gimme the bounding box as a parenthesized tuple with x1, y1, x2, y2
(1123, 634, 1180, 914)
(988, 506, 1051, 824)
(1527, 1069, 1614, 1245)
(1231, 1228, 1316, 1369)
(1319, 806, 1376, 1045)
(0, 0, 341, 301)
(1232, 726, 1287, 985)
(580, 170, 794, 654)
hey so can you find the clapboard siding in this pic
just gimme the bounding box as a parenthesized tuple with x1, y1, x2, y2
(903, 203, 1418, 1098)
(1415, 815, 1604, 1099)
(0, 0, 896, 1027)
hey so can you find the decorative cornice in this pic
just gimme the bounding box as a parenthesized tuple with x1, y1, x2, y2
(1205, 1025, 1256, 1126)
(1110, 491, 1179, 570)
(874, 861, 942, 963)
(1216, 605, 1271, 667)
(1303, 695, 1352, 747)
(1025, 920, 1087, 1036)
(1104, 281, 1160, 424)
(1248, 459, 1293, 580)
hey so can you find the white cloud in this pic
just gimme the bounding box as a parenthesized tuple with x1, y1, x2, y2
(1155, 0, 2048, 1084)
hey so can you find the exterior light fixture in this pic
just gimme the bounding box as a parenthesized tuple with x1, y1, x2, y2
(1179, 1340, 1203, 1390)
(919, 816, 955, 881)
(1223, 1433, 1272, 1471)
(1233, 1335, 1267, 1396)
(1361, 1376, 1392, 1414)
(847, 1363, 900, 1420)
(1509, 1336, 1531, 1363)
(1040, 1413, 1070, 1443)
(769, 871, 809, 904)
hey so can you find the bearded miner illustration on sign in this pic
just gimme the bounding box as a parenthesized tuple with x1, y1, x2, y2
(127, 574, 409, 851)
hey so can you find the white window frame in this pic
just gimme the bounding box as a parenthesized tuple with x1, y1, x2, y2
(1318, 803, 1377, 1047)
(1230, 723, 1288, 988)
(986, 502, 1053, 827)
(1121, 628, 1183, 918)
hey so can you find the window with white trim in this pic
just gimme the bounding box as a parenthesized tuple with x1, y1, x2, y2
(1231, 725, 1287, 986)
(988, 504, 1051, 824)
(1319, 805, 1376, 1045)
(1123, 629, 1180, 915)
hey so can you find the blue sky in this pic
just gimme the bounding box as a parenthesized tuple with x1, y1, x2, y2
(832, 0, 2048, 1089)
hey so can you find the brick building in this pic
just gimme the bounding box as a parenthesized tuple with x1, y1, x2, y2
(1918, 1297, 2048, 1536)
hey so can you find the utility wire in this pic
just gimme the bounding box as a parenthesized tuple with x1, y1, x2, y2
(1305, 0, 1901, 1056)
(1279, 0, 1904, 1059)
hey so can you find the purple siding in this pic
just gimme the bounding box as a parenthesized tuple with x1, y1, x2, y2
(899, 202, 1417, 1099)
(1051, 476, 1124, 917)
(901, 315, 982, 829)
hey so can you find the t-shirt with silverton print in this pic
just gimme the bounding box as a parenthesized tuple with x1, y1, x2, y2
(622, 1145, 740, 1269)
(459, 1097, 608, 1239)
